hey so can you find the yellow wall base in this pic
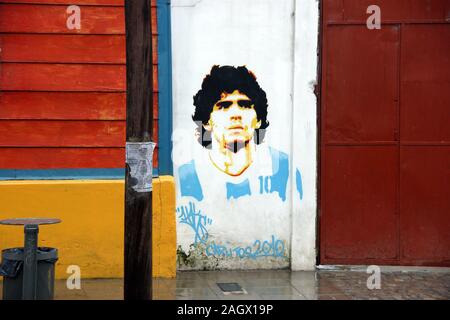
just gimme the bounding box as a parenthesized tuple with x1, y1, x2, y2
(0, 177, 176, 279)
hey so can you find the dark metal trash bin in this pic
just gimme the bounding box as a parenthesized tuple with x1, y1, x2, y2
(0, 247, 58, 300)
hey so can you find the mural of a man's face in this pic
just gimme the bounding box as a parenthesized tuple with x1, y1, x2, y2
(204, 90, 261, 150)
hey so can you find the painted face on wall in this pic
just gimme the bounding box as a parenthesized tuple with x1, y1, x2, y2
(204, 90, 261, 149)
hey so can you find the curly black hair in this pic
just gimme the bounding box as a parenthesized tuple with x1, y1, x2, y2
(192, 65, 270, 148)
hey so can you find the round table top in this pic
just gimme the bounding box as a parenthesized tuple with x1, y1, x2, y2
(0, 218, 61, 226)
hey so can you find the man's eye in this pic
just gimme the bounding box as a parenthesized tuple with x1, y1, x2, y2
(238, 100, 253, 108)
(216, 101, 232, 109)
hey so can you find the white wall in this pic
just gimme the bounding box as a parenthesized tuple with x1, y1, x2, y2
(290, 0, 319, 271)
(171, 0, 319, 270)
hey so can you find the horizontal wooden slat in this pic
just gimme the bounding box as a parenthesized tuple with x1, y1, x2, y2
(0, 146, 158, 169)
(1, 34, 125, 63)
(1, 63, 159, 91)
(0, 147, 125, 169)
(0, 0, 125, 5)
(0, 92, 159, 120)
(0, 34, 158, 64)
(0, 0, 157, 6)
(0, 4, 158, 34)
(0, 120, 126, 147)
(1, 63, 125, 91)
(0, 92, 125, 119)
(0, 120, 159, 145)
(0, 4, 124, 34)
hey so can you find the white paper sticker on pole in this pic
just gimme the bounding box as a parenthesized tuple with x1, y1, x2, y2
(125, 142, 156, 192)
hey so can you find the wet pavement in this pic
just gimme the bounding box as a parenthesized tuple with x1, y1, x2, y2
(1, 268, 449, 300)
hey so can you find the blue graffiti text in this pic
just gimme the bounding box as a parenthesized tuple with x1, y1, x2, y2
(205, 235, 286, 260)
(177, 202, 212, 244)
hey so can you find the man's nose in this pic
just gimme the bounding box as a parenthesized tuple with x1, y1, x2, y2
(230, 114, 242, 121)
(229, 103, 242, 121)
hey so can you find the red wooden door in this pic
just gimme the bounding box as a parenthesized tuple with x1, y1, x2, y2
(320, 0, 450, 266)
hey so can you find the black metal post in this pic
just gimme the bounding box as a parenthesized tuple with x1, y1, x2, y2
(22, 224, 38, 300)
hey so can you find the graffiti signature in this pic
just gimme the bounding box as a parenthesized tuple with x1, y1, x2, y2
(178, 202, 286, 260)
(205, 235, 286, 259)
(177, 202, 212, 244)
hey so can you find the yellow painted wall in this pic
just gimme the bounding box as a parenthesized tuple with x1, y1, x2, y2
(0, 177, 176, 279)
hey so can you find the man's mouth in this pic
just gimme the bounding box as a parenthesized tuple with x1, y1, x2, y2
(228, 125, 244, 130)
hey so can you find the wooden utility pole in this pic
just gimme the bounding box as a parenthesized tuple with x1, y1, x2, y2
(124, 0, 153, 300)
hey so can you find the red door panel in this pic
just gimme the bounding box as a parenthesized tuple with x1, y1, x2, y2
(400, 147, 450, 264)
(321, 0, 449, 266)
(322, 147, 398, 262)
(401, 24, 450, 143)
(324, 26, 399, 143)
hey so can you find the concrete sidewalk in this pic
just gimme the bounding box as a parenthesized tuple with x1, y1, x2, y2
(3, 268, 448, 300)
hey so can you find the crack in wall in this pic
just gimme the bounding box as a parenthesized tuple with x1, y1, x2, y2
(172, 0, 204, 8)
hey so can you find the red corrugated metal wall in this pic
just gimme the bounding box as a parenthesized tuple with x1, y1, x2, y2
(0, 0, 159, 170)
(320, 0, 450, 266)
